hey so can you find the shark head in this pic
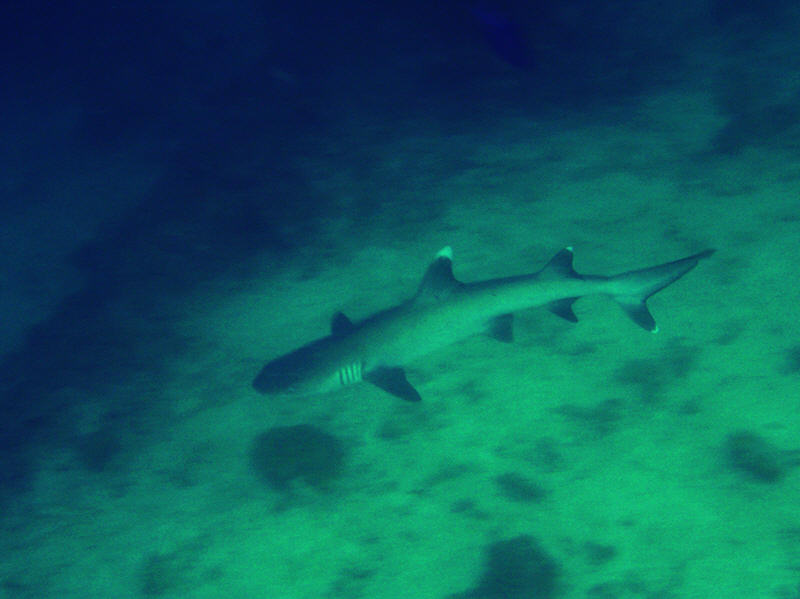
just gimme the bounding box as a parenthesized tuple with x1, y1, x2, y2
(252, 348, 308, 395)
(253, 342, 326, 396)
(252, 334, 363, 397)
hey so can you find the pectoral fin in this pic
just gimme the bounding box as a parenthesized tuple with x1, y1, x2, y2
(364, 367, 422, 402)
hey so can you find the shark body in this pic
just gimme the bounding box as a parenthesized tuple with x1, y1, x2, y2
(253, 246, 714, 401)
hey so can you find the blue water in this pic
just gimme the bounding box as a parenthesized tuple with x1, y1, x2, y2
(2, 1, 800, 597)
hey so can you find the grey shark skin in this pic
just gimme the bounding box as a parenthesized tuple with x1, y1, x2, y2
(253, 246, 714, 402)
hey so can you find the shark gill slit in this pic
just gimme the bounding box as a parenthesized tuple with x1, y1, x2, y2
(339, 361, 362, 386)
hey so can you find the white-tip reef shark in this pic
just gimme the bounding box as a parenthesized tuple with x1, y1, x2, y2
(253, 246, 714, 402)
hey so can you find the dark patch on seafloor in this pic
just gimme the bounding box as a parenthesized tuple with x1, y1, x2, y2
(725, 430, 800, 483)
(250, 425, 347, 492)
(449, 535, 560, 599)
(613, 339, 700, 402)
(494, 472, 547, 503)
(781, 344, 800, 375)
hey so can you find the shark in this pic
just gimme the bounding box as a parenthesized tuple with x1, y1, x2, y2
(252, 246, 714, 402)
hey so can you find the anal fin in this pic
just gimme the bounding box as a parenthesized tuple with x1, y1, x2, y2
(364, 367, 422, 402)
(547, 297, 579, 323)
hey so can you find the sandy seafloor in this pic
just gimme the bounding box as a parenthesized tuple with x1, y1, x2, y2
(2, 5, 800, 599)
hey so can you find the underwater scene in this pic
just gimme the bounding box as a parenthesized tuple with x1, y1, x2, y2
(1, 1, 799, 597)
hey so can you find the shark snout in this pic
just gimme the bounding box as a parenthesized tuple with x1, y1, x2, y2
(252, 362, 299, 395)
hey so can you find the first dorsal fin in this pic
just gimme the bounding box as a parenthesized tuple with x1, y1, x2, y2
(415, 246, 460, 302)
(331, 312, 355, 336)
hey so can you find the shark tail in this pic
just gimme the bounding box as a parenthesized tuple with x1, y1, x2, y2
(605, 249, 715, 332)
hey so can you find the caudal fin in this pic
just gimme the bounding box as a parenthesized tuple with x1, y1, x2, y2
(609, 249, 715, 332)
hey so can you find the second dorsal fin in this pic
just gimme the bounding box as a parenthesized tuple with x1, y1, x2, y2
(539, 247, 579, 280)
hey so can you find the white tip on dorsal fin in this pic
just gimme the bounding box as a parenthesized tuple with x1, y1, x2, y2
(415, 246, 458, 302)
(540, 247, 579, 280)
